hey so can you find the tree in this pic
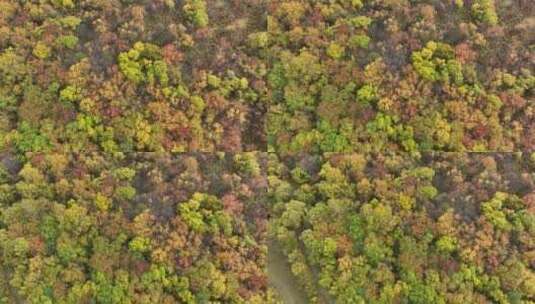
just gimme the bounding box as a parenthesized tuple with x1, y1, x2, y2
(118, 42, 169, 86)
(183, 0, 209, 27)
(280, 200, 306, 229)
(411, 42, 463, 85)
(436, 235, 457, 254)
(472, 0, 499, 25)
(234, 153, 261, 177)
(33, 42, 51, 60)
(482, 192, 512, 231)
(326, 43, 345, 60)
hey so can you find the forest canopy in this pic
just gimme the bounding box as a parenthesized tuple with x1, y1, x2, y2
(0, 152, 274, 303)
(269, 153, 535, 303)
(266, 0, 534, 154)
(0, 0, 267, 153)
(1, 0, 534, 303)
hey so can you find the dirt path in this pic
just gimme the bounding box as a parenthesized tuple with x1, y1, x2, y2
(268, 240, 309, 304)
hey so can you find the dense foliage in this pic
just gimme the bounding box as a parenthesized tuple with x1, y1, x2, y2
(269, 153, 535, 303)
(0, 152, 276, 303)
(267, 0, 534, 154)
(1, 0, 534, 303)
(0, 0, 267, 152)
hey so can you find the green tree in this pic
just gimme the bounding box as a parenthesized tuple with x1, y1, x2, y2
(118, 42, 169, 86)
(472, 0, 498, 25)
(183, 0, 209, 27)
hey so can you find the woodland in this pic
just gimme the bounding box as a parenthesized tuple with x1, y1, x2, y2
(269, 152, 535, 303)
(0, 0, 534, 303)
(267, 0, 534, 153)
(0, 0, 267, 153)
(0, 152, 274, 303)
